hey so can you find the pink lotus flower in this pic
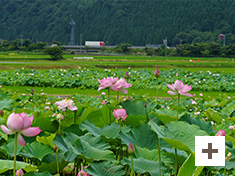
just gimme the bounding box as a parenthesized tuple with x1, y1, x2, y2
(55, 99, 77, 111)
(167, 80, 195, 97)
(102, 100, 108, 105)
(1, 112, 41, 146)
(216, 130, 225, 136)
(113, 109, 127, 121)
(128, 142, 135, 155)
(125, 72, 130, 79)
(154, 68, 160, 77)
(97, 77, 119, 91)
(77, 166, 91, 176)
(16, 169, 24, 176)
(114, 78, 132, 94)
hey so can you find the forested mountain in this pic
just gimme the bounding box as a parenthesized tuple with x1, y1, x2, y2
(1, 0, 235, 46)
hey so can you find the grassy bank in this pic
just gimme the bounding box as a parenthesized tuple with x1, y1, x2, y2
(3, 86, 234, 100)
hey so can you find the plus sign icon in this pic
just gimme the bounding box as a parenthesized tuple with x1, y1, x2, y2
(195, 136, 225, 166)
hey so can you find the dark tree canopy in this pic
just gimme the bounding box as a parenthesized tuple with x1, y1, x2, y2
(1, 0, 235, 46)
(44, 46, 63, 61)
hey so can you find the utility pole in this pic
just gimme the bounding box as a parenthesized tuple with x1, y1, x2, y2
(163, 37, 168, 60)
(223, 35, 226, 47)
(80, 34, 82, 53)
(21, 35, 23, 47)
(70, 20, 76, 45)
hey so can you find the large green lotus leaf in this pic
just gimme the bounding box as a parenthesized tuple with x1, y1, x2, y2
(24, 171, 52, 176)
(163, 121, 208, 152)
(0, 118, 6, 126)
(33, 117, 58, 133)
(63, 124, 86, 136)
(226, 100, 235, 108)
(0, 132, 7, 143)
(217, 161, 235, 170)
(134, 145, 173, 168)
(38, 159, 69, 174)
(77, 107, 97, 125)
(86, 161, 126, 176)
(23, 165, 38, 173)
(150, 109, 178, 124)
(180, 115, 212, 134)
(53, 132, 81, 154)
(42, 152, 67, 164)
(149, 121, 208, 152)
(123, 114, 147, 127)
(122, 157, 167, 176)
(0, 99, 13, 109)
(148, 120, 166, 139)
(80, 134, 111, 150)
(120, 100, 156, 116)
(163, 148, 187, 166)
(163, 139, 191, 153)
(119, 123, 157, 150)
(0, 159, 31, 174)
(20, 141, 54, 160)
(221, 106, 234, 118)
(203, 101, 219, 108)
(80, 119, 101, 136)
(177, 152, 196, 176)
(53, 135, 70, 154)
(62, 150, 77, 163)
(192, 166, 204, 176)
(1, 139, 23, 157)
(42, 151, 76, 164)
(80, 119, 129, 139)
(36, 133, 56, 148)
(86, 106, 115, 128)
(204, 108, 222, 124)
(72, 134, 115, 162)
(99, 122, 120, 139)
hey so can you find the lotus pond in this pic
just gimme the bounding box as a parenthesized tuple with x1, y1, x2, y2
(0, 68, 234, 176)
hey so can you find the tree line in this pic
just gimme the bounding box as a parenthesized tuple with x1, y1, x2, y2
(1, 38, 235, 58)
(1, 0, 235, 46)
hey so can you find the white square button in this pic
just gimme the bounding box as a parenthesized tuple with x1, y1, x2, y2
(195, 136, 225, 166)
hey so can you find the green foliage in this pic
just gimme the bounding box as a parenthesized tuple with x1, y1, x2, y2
(115, 43, 132, 53)
(0, 68, 234, 92)
(43, 46, 63, 61)
(1, 0, 235, 46)
(0, 87, 234, 175)
(86, 161, 126, 176)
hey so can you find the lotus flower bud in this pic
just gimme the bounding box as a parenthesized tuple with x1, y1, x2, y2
(154, 68, 160, 78)
(216, 130, 225, 136)
(144, 102, 147, 108)
(56, 114, 64, 120)
(128, 142, 135, 155)
(16, 169, 24, 176)
(31, 88, 35, 95)
(54, 145, 58, 153)
(0, 110, 4, 117)
(226, 152, 232, 161)
(125, 72, 130, 80)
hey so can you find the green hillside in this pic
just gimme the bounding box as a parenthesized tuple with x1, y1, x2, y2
(0, 0, 235, 46)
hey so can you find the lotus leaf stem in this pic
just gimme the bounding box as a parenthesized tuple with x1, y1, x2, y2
(117, 91, 119, 104)
(131, 155, 134, 176)
(174, 148, 178, 176)
(55, 149, 60, 174)
(156, 77, 159, 102)
(13, 133, 17, 176)
(157, 136, 161, 176)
